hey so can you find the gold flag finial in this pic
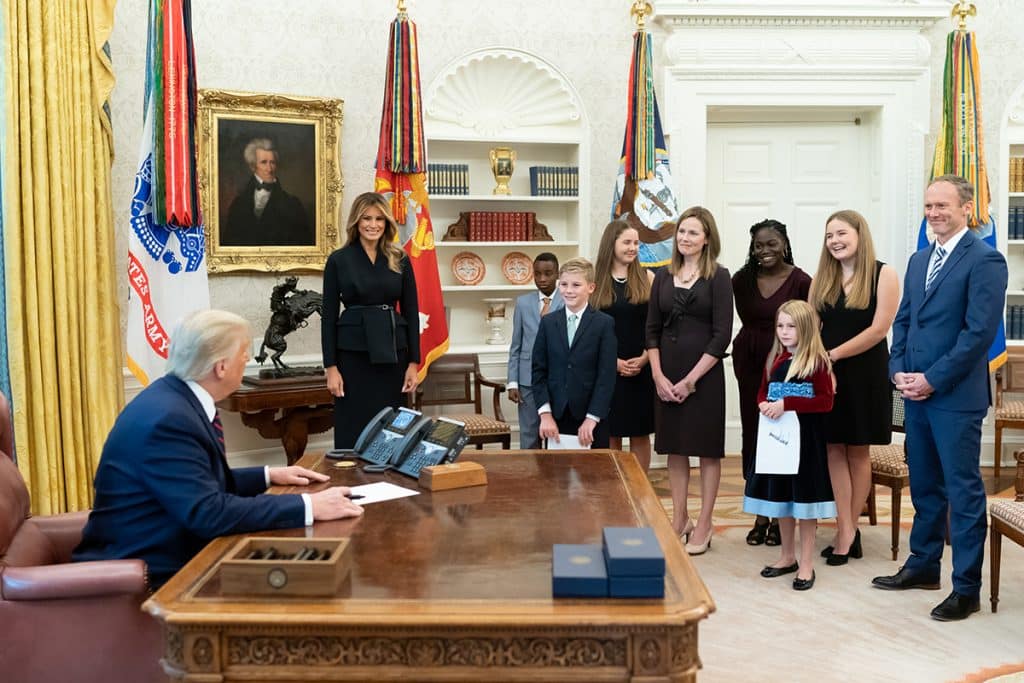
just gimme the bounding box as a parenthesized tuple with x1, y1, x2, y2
(398, 0, 407, 14)
(631, 1, 653, 31)
(951, 2, 976, 32)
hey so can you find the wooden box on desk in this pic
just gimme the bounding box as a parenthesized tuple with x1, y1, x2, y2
(419, 461, 487, 490)
(219, 537, 351, 597)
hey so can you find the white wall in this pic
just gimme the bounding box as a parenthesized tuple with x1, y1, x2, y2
(108, 1, 1024, 463)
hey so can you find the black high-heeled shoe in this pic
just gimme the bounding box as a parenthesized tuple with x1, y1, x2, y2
(746, 518, 770, 546)
(850, 529, 863, 559)
(764, 519, 781, 546)
(825, 529, 862, 566)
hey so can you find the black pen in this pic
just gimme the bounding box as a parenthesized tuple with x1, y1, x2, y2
(346, 494, 365, 500)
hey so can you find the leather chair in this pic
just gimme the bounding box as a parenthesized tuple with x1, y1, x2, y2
(412, 353, 511, 449)
(989, 449, 1024, 612)
(993, 349, 1024, 479)
(867, 390, 911, 560)
(0, 452, 163, 682)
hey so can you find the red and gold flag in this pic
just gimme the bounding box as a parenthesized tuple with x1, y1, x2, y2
(374, 9, 448, 379)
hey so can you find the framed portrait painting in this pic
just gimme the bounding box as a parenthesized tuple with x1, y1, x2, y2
(197, 89, 344, 273)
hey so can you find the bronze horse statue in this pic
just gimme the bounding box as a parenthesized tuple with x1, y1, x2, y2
(255, 276, 323, 373)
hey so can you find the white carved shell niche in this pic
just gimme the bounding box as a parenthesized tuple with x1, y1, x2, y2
(424, 48, 584, 139)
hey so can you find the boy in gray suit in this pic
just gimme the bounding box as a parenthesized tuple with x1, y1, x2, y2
(507, 253, 561, 448)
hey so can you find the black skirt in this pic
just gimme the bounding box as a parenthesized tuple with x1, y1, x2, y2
(333, 349, 408, 449)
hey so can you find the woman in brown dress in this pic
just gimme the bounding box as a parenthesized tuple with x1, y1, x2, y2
(731, 220, 812, 546)
(647, 207, 733, 555)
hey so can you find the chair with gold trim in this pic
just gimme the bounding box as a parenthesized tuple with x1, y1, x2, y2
(867, 389, 910, 560)
(993, 350, 1024, 479)
(412, 353, 511, 449)
(989, 449, 1024, 612)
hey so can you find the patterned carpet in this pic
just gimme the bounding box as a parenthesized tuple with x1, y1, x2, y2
(644, 461, 1024, 683)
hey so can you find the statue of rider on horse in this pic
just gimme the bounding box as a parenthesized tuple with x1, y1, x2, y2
(254, 276, 323, 374)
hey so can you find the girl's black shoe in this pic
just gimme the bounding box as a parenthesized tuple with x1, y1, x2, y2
(764, 519, 781, 546)
(746, 518, 769, 546)
(793, 571, 816, 591)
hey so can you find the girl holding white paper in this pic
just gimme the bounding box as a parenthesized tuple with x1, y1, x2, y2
(743, 301, 836, 591)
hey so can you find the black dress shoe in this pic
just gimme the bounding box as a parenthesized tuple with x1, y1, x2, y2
(871, 566, 941, 591)
(793, 571, 816, 591)
(930, 591, 980, 621)
(849, 529, 863, 559)
(820, 545, 834, 558)
(760, 562, 799, 578)
(826, 530, 863, 566)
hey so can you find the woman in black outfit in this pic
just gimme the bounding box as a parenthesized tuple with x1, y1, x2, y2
(322, 192, 420, 448)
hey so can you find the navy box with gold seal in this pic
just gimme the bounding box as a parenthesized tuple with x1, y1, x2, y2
(601, 527, 665, 577)
(552, 544, 608, 597)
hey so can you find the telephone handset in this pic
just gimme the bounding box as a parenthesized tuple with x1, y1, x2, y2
(395, 416, 470, 478)
(353, 406, 432, 472)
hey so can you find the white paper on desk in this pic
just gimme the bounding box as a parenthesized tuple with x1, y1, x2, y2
(348, 481, 420, 505)
(755, 411, 801, 475)
(546, 433, 589, 450)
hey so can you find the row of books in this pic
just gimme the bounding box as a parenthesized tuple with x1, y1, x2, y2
(529, 166, 578, 197)
(427, 163, 470, 195)
(1010, 158, 1024, 193)
(1008, 206, 1024, 239)
(1007, 305, 1024, 339)
(461, 211, 536, 242)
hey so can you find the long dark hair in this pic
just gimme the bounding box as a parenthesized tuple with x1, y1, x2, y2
(735, 219, 794, 286)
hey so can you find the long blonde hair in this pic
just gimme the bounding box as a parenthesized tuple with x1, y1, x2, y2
(766, 300, 831, 382)
(344, 192, 405, 273)
(810, 209, 878, 310)
(592, 220, 651, 310)
(671, 206, 721, 281)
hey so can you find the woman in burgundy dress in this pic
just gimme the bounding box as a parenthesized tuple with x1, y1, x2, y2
(732, 220, 811, 546)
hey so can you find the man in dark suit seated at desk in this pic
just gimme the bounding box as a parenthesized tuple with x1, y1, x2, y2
(73, 309, 363, 588)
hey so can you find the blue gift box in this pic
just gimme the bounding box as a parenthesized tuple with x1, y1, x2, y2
(608, 575, 665, 599)
(552, 544, 608, 597)
(602, 527, 665, 577)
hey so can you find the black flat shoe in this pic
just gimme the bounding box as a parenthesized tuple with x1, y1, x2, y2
(764, 519, 781, 546)
(930, 591, 980, 621)
(871, 565, 941, 591)
(746, 518, 769, 546)
(760, 562, 799, 578)
(793, 571, 816, 591)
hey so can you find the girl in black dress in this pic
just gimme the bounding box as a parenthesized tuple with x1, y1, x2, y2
(810, 210, 899, 564)
(743, 300, 836, 590)
(593, 219, 655, 471)
(321, 192, 420, 448)
(732, 220, 812, 546)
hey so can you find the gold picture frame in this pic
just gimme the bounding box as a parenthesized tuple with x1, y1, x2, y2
(198, 89, 344, 273)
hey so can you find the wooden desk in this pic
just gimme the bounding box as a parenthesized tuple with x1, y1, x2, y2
(216, 377, 333, 465)
(144, 451, 715, 682)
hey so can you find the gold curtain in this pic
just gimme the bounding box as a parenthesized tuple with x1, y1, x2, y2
(4, 0, 123, 513)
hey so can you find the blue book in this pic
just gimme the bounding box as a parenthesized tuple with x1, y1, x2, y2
(552, 544, 608, 597)
(602, 527, 665, 577)
(608, 575, 665, 598)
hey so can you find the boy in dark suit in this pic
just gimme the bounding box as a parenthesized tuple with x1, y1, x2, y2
(507, 253, 562, 449)
(532, 257, 618, 448)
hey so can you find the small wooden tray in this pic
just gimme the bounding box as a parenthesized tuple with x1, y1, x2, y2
(419, 461, 487, 490)
(219, 537, 351, 596)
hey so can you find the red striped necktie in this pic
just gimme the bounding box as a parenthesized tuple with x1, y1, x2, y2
(212, 411, 225, 454)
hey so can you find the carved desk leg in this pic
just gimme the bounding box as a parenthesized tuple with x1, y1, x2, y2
(239, 406, 334, 465)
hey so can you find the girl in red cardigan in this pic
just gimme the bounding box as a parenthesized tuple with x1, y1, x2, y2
(743, 300, 836, 590)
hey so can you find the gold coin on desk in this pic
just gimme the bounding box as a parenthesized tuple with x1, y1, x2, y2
(332, 461, 356, 469)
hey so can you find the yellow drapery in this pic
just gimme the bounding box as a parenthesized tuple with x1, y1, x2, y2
(4, 0, 123, 513)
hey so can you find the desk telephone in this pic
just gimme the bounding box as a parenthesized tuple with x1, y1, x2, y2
(326, 407, 469, 477)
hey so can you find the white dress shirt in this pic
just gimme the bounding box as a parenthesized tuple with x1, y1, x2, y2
(925, 224, 969, 291)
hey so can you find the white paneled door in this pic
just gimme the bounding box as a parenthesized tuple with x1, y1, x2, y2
(706, 117, 873, 277)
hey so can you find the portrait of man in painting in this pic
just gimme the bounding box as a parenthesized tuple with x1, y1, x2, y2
(216, 119, 316, 248)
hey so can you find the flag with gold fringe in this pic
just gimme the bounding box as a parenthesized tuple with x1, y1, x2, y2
(920, 28, 1006, 372)
(374, 8, 448, 379)
(611, 28, 679, 269)
(126, 0, 209, 385)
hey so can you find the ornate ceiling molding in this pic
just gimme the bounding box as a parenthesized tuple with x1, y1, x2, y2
(424, 48, 583, 138)
(654, 0, 950, 29)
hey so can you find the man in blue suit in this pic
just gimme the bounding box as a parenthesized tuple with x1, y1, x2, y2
(532, 257, 618, 448)
(74, 310, 363, 588)
(507, 253, 563, 449)
(873, 175, 1007, 621)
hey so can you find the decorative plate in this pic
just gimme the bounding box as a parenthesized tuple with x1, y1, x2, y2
(502, 251, 533, 285)
(451, 252, 486, 286)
